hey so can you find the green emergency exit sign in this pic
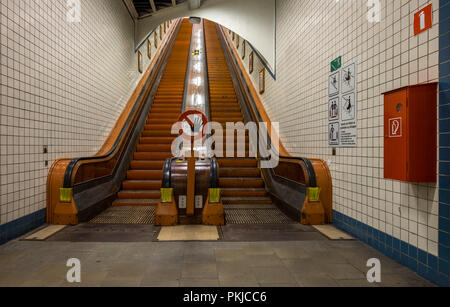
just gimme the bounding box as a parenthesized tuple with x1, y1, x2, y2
(331, 56, 342, 72)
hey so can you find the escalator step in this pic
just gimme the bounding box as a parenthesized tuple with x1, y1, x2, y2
(219, 178, 265, 188)
(134, 152, 172, 160)
(218, 159, 258, 168)
(126, 170, 163, 180)
(122, 180, 162, 190)
(130, 161, 165, 170)
(220, 168, 261, 177)
(117, 190, 161, 199)
(139, 137, 176, 144)
(136, 144, 172, 152)
(221, 188, 268, 198)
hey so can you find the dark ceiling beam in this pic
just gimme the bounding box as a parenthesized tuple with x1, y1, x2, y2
(149, 0, 157, 12)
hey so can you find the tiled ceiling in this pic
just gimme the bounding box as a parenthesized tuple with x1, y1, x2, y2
(132, 0, 188, 17)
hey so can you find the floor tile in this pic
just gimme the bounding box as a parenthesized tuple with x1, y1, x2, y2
(182, 263, 217, 279)
(251, 267, 296, 284)
(273, 247, 310, 259)
(180, 279, 220, 287)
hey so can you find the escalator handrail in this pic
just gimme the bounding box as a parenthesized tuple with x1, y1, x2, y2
(209, 157, 219, 189)
(216, 24, 317, 188)
(162, 158, 174, 188)
(181, 22, 194, 113)
(63, 20, 182, 189)
(202, 20, 211, 123)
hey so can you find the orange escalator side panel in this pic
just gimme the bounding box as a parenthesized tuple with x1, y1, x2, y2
(202, 191, 225, 226)
(155, 191, 179, 226)
(46, 159, 78, 225)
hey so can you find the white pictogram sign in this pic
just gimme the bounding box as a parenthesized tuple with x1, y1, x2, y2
(328, 71, 340, 97)
(341, 63, 356, 94)
(328, 61, 358, 147)
(329, 97, 340, 121)
(179, 196, 187, 209)
(329, 123, 340, 146)
(419, 11, 426, 30)
(389, 118, 402, 138)
(195, 195, 203, 209)
(341, 93, 356, 121)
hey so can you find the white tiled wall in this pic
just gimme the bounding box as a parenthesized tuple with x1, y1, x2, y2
(0, 0, 172, 225)
(231, 0, 440, 255)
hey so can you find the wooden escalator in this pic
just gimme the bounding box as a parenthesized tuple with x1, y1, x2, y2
(113, 19, 193, 207)
(204, 20, 273, 208)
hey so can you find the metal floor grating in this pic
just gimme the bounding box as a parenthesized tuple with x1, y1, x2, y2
(89, 206, 294, 225)
(89, 206, 156, 225)
(224, 208, 295, 225)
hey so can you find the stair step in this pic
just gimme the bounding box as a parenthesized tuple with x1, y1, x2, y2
(122, 180, 162, 190)
(144, 124, 174, 130)
(141, 130, 174, 137)
(147, 113, 180, 119)
(150, 108, 181, 113)
(117, 190, 161, 199)
(211, 117, 244, 123)
(134, 152, 173, 161)
(136, 144, 172, 152)
(151, 95, 183, 100)
(220, 168, 260, 177)
(146, 119, 178, 125)
(211, 111, 242, 116)
(139, 137, 176, 145)
(130, 161, 165, 170)
(126, 170, 163, 180)
(219, 178, 265, 188)
(210, 95, 237, 99)
(218, 159, 258, 168)
(221, 188, 268, 198)
(210, 103, 240, 108)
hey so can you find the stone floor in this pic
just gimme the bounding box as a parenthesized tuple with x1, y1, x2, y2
(0, 235, 436, 287)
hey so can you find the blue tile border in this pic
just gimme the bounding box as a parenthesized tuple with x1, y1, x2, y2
(0, 209, 46, 246)
(333, 211, 449, 287)
(438, 0, 450, 287)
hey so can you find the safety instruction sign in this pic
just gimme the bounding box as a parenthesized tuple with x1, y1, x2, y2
(389, 118, 402, 138)
(328, 62, 357, 147)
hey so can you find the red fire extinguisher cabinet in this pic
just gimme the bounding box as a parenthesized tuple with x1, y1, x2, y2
(382, 83, 438, 183)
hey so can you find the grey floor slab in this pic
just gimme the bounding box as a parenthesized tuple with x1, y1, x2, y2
(293, 273, 339, 287)
(182, 263, 218, 279)
(217, 261, 258, 283)
(0, 233, 437, 287)
(220, 281, 260, 287)
(180, 279, 220, 287)
(251, 267, 297, 284)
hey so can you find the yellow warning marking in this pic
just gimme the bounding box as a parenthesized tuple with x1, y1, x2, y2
(25, 225, 67, 240)
(308, 187, 321, 202)
(59, 188, 72, 202)
(313, 225, 354, 240)
(160, 188, 173, 203)
(209, 188, 221, 203)
(158, 225, 219, 241)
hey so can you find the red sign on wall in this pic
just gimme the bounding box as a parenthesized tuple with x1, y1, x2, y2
(389, 118, 402, 138)
(414, 4, 433, 36)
